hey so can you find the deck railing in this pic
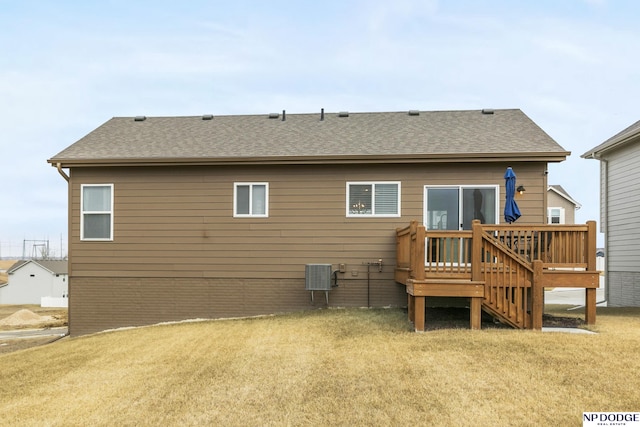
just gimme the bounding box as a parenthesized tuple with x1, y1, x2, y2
(481, 223, 597, 269)
(395, 220, 598, 329)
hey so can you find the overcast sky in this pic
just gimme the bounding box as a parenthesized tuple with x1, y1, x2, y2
(1, 0, 636, 257)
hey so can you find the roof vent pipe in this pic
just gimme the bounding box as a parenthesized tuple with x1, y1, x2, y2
(282, 110, 286, 121)
(321, 108, 324, 121)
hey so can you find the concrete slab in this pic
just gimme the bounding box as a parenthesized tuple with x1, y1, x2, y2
(544, 276, 606, 306)
(542, 327, 596, 334)
(0, 327, 67, 340)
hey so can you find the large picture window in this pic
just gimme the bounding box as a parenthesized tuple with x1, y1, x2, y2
(347, 182, 400, 217)
(81, 184, 113, 240)
(234, 183, 268, 217)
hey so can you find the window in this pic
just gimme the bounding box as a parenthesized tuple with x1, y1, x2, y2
(234, 183, 268, 217)
(81, 184, 113, 240)
(347, 182, 400, 217)
(547, 207, 565, 224)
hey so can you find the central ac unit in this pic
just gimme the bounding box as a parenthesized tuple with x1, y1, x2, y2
(305, 264, 332, 291)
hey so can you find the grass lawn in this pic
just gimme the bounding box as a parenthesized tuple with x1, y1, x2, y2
(1, 306, 639, 426)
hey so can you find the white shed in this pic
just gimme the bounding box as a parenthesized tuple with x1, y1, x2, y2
(0, 260, 68, 306)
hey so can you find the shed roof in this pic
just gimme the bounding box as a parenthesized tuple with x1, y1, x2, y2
(7, 260, 68, 275)
(49, 109, 569, 167)
(582, 119, 640, 159)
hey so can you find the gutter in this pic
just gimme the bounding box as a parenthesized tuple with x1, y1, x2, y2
(48, 151, 571, 168)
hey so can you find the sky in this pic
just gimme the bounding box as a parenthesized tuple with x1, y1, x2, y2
(1, 0, 637, 257)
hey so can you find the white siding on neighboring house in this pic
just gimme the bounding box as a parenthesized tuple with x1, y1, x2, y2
(606, 144, 640, 273)
(584, 120, 640, 307)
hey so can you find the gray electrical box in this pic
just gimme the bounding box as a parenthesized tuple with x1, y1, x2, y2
(305, 264, 332, 291)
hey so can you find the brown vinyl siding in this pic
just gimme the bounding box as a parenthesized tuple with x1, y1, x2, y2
(69, 162, 546, 278)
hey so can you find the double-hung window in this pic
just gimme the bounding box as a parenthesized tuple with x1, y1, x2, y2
(347, 182, 400, 217)
(234, 183, 269, 217)
(81, 184, 113, 240)
(547, 207, 565, 224)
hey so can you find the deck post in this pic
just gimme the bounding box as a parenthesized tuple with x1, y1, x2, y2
(586, 221, 597, 272)
(408, 220, 417, 279)
(470, 220, 483, 330)
(414, 296, 426, 332)
(585, 288, 597, 325)
(585, 220, 597, 325)
(408, 294, 415, 323)
(471, 220, 482, 282)
(532, 260, 544, 330)
(415, 225, 426, 281)
(470, 297, 481, 330)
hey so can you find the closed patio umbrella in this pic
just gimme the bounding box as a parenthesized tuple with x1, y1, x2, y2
(504, 167, 521, 223)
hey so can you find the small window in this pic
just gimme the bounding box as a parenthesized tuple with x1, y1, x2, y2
(81, 184, 113, 240)
(547, 207, 565, 224)
(234, 183, 269, 217)
(347, 182, 400, 217)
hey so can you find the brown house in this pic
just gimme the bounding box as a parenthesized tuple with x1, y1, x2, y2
(48, 109, 569, 335)
(547, 185, 581, 224)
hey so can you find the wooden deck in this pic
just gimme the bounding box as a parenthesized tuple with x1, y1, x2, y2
(396, 220, 599, 331)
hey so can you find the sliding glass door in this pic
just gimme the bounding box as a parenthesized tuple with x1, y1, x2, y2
(424, 186, 498, 264)
(425, 186, 498, 230)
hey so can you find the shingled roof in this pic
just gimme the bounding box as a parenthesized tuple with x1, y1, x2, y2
(582, 118, 640, 159)
(49, 109, 569, 167)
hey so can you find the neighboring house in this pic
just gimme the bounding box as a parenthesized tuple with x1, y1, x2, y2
(0, 260, 68, 305)
(48, 109, 570, 335)
(583, 119, 640, 307)
(547, 185, 581, 224)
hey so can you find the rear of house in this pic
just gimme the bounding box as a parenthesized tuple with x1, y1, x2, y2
(49, 109, 569, 335)
(583, 120, 640, 307)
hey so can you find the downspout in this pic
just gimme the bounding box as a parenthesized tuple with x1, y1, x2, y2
(55, 162, 72, 334)
(600, 157, 610, 304)
(56, 163, 70, 182)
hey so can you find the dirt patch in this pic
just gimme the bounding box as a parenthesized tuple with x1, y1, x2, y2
(0, 309, 54, 326)
(0, 305, 67, 331)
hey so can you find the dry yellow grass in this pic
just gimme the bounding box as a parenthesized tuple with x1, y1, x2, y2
(0, 307, 639, 426)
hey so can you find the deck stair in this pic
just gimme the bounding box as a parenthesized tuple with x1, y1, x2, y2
(396, 220, 599, 332)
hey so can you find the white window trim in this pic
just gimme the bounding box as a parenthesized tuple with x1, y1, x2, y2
(547, 207, 565, 224)
(234, 182, 269, 218)
(80, 183, 114, 241)
(346, 181, 401, 217)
